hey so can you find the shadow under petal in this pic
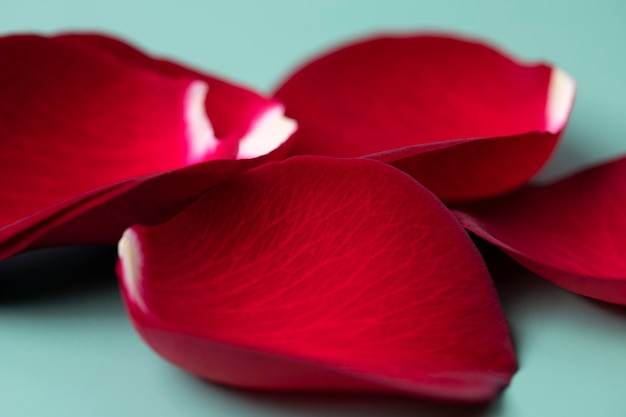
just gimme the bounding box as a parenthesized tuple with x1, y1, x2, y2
(0, 245, 118, 302)
(584, 298, 626, 319)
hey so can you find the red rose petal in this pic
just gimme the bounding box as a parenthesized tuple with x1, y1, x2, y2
(55, 33, 295, 159)
(117, 156, 516, 401)
(453, 156, 626, 304)
(0, 34, 294, 259)
(274, 34, 575, 201)
(0, 157, 271, 260)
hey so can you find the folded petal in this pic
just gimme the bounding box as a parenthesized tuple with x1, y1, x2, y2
(55, 33, 296, 159)
(0, 34, 294, 259)
(117, 156, 516, 401)
(274, 34, 575, 201)
(0, 157, 272, 260)
(453, 156, 626, 304)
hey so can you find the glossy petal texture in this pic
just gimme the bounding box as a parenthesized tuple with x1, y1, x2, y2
(274, 34, 575, 202)
(0, 34, 294, 260)
(117, 156, 516, 402)
(454, 156, 626, 304)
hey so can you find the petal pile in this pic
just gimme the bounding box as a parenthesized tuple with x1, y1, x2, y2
(118, 156, 516, 401)
(3, 30, 625, 403)
(55, 34, 296, 159)
(0, 34, 295, 259)
(453, 156, 626, 304)
(274, 34, 575, 201)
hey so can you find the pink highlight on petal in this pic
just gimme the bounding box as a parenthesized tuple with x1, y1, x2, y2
(453, 155, 626, 304)
(117, 156, 516, 401)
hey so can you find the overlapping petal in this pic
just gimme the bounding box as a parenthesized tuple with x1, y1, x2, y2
(117, 156, 516, 401)
(274, 34, 575, 202)
(55, 33, 295, 159)
(0, 34, 295, 259)
(454, 156, 626, 304)
(10, 29, 615, 404)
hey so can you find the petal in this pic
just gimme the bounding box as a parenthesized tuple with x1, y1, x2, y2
(274, 34, 575, 202)
(117, 156, 516, 401)
(0, 34, 294, 259)
(0, 157, 270, 260)
(55, 33, 296, 159)
(453, 156, 626, 304)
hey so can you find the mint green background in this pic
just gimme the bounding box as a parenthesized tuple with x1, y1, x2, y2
(1, 1, 626, 416)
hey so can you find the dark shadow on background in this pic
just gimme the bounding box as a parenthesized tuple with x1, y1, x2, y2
(470, 235, 558, 356)
(471, 232, 626, 360)
(585, 298, 626, 320)
(473, 234, 626, 320)
(471, 234, 567, 307)
(0, 245, 118, 302)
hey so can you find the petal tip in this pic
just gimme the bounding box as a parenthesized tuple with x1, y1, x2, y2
(118, 228, 146, 312)
(545, 67, 576, 134)
(184, 80, 219, 163)
(236, 104, 298, 159)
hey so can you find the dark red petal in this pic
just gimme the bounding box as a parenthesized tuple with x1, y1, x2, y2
(453, 156, 626, 304)
(0, 34, 293, 259)
(274, 34, 575, 202)
(117, 156, 516, 401)
(0, 157, 273, 260)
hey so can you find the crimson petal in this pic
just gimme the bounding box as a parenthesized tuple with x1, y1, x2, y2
(454, 156, 626, 304)
(274, 34, 575, 202)
(55, 33, 293, 159)
(117, 156, 516, 401)
(0, 34, 295, 259)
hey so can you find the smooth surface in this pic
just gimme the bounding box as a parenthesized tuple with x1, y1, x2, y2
(119, 157, 515, 400)
(1, 1, 626, 416)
